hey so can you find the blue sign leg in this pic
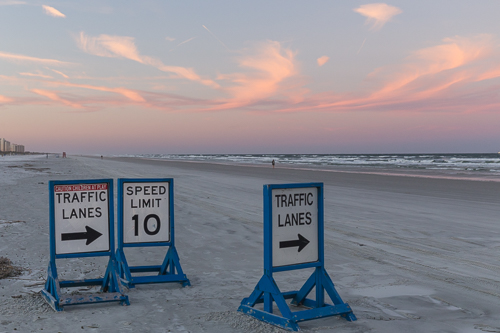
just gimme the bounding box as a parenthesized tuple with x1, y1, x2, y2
(116, 246, 190, 287)
(238, 275, 301, 331)
(116, 249, 134, 288)
(159, 246, 191, 287)
(41, 262, 63, 312)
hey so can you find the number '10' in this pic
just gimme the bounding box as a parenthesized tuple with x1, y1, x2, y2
(132, 214, 161, 236)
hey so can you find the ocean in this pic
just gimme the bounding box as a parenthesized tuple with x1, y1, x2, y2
(119, 153, 500, 182)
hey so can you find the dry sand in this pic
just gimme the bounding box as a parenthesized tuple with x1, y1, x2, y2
(1, 155, 500, 332)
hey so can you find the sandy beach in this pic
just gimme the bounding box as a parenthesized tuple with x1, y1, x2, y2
(1, 154, 500, 332)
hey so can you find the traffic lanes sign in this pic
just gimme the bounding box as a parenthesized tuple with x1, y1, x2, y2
(53, 182, 110, 255)
(238, 182, 357, 330)
(271, 186, 318, 267)
(44, 179, 129, 311)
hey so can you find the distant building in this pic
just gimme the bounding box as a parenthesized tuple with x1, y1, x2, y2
(0, 138, 25, 153)
(0, 138, 10, 152)
(10, 143, 25, 153)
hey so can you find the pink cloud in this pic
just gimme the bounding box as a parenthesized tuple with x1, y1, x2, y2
(42, 5, 65, 18)
(274, 34, 500, 114)
(368, 34, 494, 99)
(212, 41, 302, 109)
(31, 89, 82, 108)
(20, 71, 53, 79)
(317, 56, 329, 67)
(0, 95, 13, 103)
(58, 82, 146, 102)
(1, 73, 146, 109)
(50, 69, 69, 78)
(354, 3, 402, 30)
(0, 51, 73, 66)
(77, 33, 142, 62)
(7, 33, 500, 116)
(72, 36, 305, 110)
(77, 32, 218, 88)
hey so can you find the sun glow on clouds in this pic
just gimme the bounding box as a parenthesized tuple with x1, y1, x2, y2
(371, 34, 495, 99)
(0, 51, 73, 66)
(20, 71, 52, 79)
(31, 89, 81, 108)
(283, 34, 500, 113)
(57, 82, 145, 102)
(50, 69, 69, 78)
(3, 31, 500, 116)
(42, 5, 65, 18)
(317, 56, 329, 67)
(0, 95, 13, 103)
(214, 41, 302, 109)
(354, 3, 402, 30)
(77, 32, 218, 88)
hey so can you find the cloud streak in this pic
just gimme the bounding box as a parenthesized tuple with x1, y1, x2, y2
(6, 32, 500, 116)
(211, 41, 305, 110)
(202, 25, 230, 51)
(354, 3, 402, 30)
(56, 82, 146, 102)
(31, 89, 82, 108)
(50, 69, 69, 78)
(77, 32, 219, 88)
(20, 71, 53, 79)
(42, 5, 65, 18)
(275, 34, 500, 113)
(0, 51, 74, 66)
(0, 1, 25, 5)
(169, 37, 197, 52)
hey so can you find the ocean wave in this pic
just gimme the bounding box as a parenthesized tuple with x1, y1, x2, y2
(116, 153, 500, 179)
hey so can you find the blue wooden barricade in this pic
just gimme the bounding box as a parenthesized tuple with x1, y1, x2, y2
(42, 179, 129, 311)
(238, 183, 356, 331)
(115, 178, 190, 288)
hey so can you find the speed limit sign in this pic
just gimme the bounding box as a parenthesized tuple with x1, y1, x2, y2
(116, 178, 190, 288)
(122, 181, 170, 244)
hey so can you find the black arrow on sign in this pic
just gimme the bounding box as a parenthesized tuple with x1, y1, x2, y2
(279, 234, 310, 252)
(61, 226, 103, 245)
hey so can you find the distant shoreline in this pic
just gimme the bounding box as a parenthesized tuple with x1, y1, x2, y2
(104, 155, 500, 183)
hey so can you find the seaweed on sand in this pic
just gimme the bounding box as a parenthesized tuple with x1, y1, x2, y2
(0, 257, 23, 279)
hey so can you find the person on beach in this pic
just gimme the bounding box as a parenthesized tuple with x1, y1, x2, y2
(272, 159, 275, 168)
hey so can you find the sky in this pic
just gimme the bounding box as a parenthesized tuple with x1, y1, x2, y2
(1, 1, 500, 154)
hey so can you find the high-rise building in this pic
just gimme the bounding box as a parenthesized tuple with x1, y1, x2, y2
(10, 143, 25, 153)
(0, 138, 24, 152)
(0, 138, 10, 152)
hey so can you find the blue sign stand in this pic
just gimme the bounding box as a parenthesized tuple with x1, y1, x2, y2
(42, 179, 129, 312)
(115, 178, 190, 288)
(238, 183, 356, 331)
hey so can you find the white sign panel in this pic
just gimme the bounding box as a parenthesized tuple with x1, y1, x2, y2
(54, 183, 110, 255)
(122, 182, 170, 244)
(272, 187, 318, 267)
